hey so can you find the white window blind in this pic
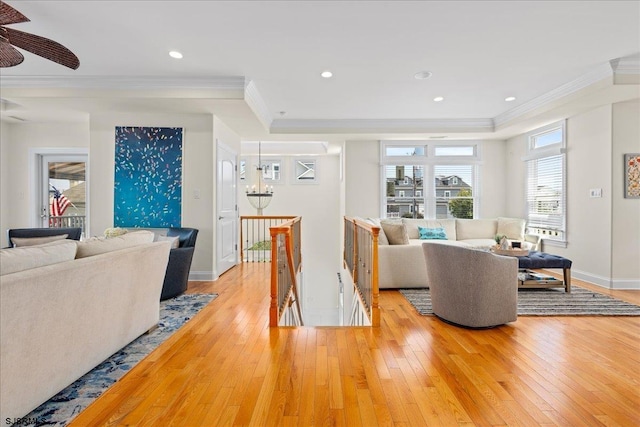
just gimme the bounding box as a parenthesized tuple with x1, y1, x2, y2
(526, 154, 565, 240)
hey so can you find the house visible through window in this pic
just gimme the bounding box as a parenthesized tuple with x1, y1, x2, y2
(381, 142, 479, 219)
(524, 121, 566, 242)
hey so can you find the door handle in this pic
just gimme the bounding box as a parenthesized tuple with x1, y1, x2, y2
(219, 216, 224, 220)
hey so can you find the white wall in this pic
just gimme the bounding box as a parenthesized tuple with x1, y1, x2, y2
(562, 105, 614, 284)
(612, 100, 640, 287)
(239, 154, 343, 325)
(89, 113, 215, 276)
(0, 121, 89, 247)
(345, 140, 380, 218)
(0, 122, 11, 246)
(478, 140, 507, 218)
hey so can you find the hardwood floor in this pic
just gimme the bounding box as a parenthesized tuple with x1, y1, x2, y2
(71, 263, 640, 426)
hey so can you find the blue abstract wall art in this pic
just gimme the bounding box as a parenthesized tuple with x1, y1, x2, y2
(114, 126, 183, 227)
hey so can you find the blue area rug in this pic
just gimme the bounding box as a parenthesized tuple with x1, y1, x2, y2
(21, 293, 217, 427)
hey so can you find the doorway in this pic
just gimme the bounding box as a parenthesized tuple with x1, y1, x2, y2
(39, 154, 88, 235)
(216, 142, 238, 276)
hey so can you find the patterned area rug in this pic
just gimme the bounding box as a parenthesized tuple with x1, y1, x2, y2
(21, 293, 217, 427)
(399, 285, 640, 316)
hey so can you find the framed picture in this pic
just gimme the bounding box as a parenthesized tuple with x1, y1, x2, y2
(114, 126, 183, 227)
(624, 153, 640, 199)
(293, 158, 318, 184)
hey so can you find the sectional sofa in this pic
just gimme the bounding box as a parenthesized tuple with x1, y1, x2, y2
(366, 217, 539, 289)
(0, 231, 171, 420)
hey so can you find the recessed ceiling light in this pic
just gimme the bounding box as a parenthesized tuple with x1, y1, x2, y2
(505, 96, 516, 102)
(169, 51, 183, 59)
(321, 70, 333, 78)
(414, 71, 432, 80)
(433, 96, 444, 102)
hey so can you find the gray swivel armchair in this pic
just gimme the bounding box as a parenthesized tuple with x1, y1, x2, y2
(422, 243, 518, 328)
(160, 227, 198, 301)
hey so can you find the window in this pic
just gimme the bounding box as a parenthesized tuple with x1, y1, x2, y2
(384, 164, 424, 218)
(381, 141, 480, 219)
(524, 122, 566, 242)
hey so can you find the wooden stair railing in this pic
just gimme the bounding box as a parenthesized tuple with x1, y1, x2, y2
(269, 216, 303, 326)
(240, 216, 297, 263)
(343, 217, 380, 327)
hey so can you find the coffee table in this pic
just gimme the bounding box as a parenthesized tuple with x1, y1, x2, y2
(516, 251, 572, 293)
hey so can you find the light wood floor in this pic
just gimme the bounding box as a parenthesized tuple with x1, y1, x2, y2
(71, 263, 640, 426)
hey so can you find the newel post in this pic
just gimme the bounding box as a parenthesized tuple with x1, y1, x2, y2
(269, 228, 279, 327)
(371, 226, 380, 327)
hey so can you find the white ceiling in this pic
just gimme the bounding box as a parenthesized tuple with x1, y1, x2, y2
(1, 1, 639, 141)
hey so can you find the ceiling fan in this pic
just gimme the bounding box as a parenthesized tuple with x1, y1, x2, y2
(0, 2, 79, 69)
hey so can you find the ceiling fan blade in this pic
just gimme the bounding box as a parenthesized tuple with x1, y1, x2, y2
(0, 37, 24, 67)
(4, 26, 79, 69)
(0, 3, 30, 26)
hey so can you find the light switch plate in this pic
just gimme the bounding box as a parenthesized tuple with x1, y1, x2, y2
(589, 188, 602, 198)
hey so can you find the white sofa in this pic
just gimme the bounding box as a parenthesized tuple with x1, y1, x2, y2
(366, 217, 539, 289)
(0, 231, 171, 420)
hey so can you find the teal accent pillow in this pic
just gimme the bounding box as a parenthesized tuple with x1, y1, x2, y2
(418, 226, 448, 240)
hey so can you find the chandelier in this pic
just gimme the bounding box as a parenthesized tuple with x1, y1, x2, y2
(246, 141, 273, 215)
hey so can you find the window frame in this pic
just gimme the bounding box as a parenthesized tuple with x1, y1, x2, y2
(380, 140, 482, 219)
(522, 120, 567, 246)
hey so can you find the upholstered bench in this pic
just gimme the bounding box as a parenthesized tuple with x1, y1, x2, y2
(516, 251, 572, 292)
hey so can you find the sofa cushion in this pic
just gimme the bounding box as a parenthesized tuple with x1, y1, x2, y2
(76, 230, 155, 258)
(0, 240, 77, 276)
(497, 217, 526, 241)
(380, 221, 409, 245)
(418, 226, 447, 240)
(10, 234, 68, 248)
(455, 219, 497, 240)
(402, 219, 457, 240)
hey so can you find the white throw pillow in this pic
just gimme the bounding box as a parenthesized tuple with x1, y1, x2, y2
(155, 234, 180, 249)
(497, 217, 526, 241)
(76, 230, 155, 258)
(0, 240, 77, 276)
(380, 221, 409, 245)
(10, 234, 68, 247)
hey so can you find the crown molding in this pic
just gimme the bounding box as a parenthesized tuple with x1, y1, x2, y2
(0, 75, 247, 90)
(611, 53, 640, 75)
(244, 80, 273, 131)
(493, 62, 614, 129)
(270, 118, 494, 134)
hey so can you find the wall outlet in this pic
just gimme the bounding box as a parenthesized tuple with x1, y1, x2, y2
(589, 188, 602, 198)
(193, 189, 201, 199)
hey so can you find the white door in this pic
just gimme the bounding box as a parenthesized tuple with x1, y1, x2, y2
(40, 154, 88, 235)
(216, 142, 238, 276)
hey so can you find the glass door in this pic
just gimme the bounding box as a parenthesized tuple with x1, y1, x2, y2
(40, 155, 88, 235)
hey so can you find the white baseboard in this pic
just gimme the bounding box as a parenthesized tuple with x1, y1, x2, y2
(189, 271, 216, 281)
(611, 279, 640, 290)
(572, 269, 640, 290)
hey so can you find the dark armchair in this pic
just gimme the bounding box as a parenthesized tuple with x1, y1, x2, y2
(160, 227, 198, 301)
(7, 227, 82, 247)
